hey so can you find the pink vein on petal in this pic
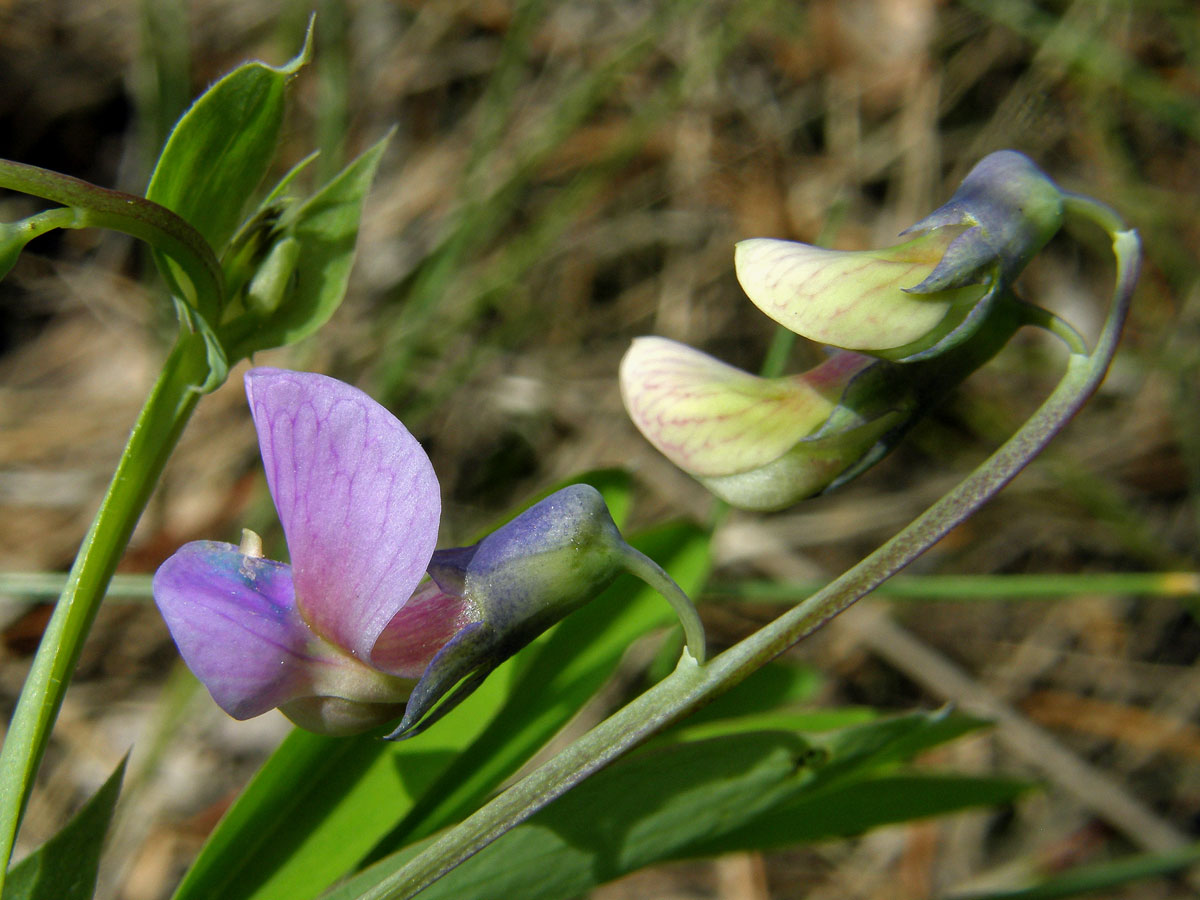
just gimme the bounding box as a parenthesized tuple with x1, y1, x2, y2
(245, 368, 441, 661)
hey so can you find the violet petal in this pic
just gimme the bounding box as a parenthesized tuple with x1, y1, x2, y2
(152, 541, 313, 719)
(245, 368, 441, 661)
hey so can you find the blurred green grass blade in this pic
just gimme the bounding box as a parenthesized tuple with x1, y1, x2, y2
(322, 731, 810, 900)
(968, 0, 1200, 141)
(8, 569, 1195, 605)
(5, 758, 126, 900)
(948, 841, 1200, 900)
(378, 0, 771, 411)
(376, 0, 693, 398)
(366, 520, 711, 857)
(687, 772, 1032, 855)
(135, 0, 191, 179)
(710, 571, 1200, 602)
(313, 0, 351, 183)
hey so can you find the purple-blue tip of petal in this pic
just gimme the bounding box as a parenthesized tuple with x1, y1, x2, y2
(152, 541, 313, 719)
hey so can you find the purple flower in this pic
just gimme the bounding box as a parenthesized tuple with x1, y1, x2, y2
(155, 368, 705, 737)
(154, 368, 450, 734)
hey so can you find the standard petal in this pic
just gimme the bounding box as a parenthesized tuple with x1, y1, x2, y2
(734, 232, 986, 352)
(619, 337, 862, 477)
(245, 368, 441, 661)
(152, 541, 313, 719)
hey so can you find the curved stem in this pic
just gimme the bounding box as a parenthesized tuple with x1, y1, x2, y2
(0, 158, 224, 320)
(617, 544, 707, 663)
(356, 224, 1141, 900)
(1018, 300, 1090, 355)
(0, 333, 213, 891)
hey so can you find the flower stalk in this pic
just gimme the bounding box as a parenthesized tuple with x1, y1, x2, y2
(356, 218, 1141, 900)
(0, 158, 224, 320)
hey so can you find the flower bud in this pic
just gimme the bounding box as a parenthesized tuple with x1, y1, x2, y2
(620, 337, 903, 510)
(621, 306, 1021, 511)
(385, 484, 703, 739)
(735, 150, 1065, 362)
(735, 229, 987, 361)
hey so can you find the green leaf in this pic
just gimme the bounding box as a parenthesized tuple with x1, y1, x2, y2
(798, 706, 991, 795)
(220, 133, 391, 359)
(322, 731, 812, 900)
(324, 728, 1024, 900)
(323, 705, 996, 900)
(145, 27, 311, 254)
(5, 757, 126, 900)
(687, 772, 1031, 855)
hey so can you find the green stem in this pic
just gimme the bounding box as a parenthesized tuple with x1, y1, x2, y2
(358, 225, 1141, 900)
(617, 544, 707, 663)
(0, 333, 212, 889)
(0, 158, 223, 320)
(1017, 301, 1090, 355)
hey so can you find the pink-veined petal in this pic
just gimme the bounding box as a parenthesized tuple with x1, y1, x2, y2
(371, 578, 479, 678)
(619, 337, 864, 477)
(245, 368, 441, 661)
(153, 541, 312, 719)
(734, 231, 985, 351)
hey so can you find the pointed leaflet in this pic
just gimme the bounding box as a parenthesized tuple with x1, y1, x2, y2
(145, 27, 311, 255)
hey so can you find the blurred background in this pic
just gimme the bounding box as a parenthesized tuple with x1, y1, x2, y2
(1, 1, 1199, 897)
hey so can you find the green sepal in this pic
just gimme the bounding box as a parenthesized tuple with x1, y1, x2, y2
(218, 133, 391, 359)
(145, 21, 313, 321)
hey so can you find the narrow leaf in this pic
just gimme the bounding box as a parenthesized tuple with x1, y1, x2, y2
(322, 731, 811, 900)
(5, 757, 126, 900)
(686, 772, 1032, 855)
(326, 708, 995, 900)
